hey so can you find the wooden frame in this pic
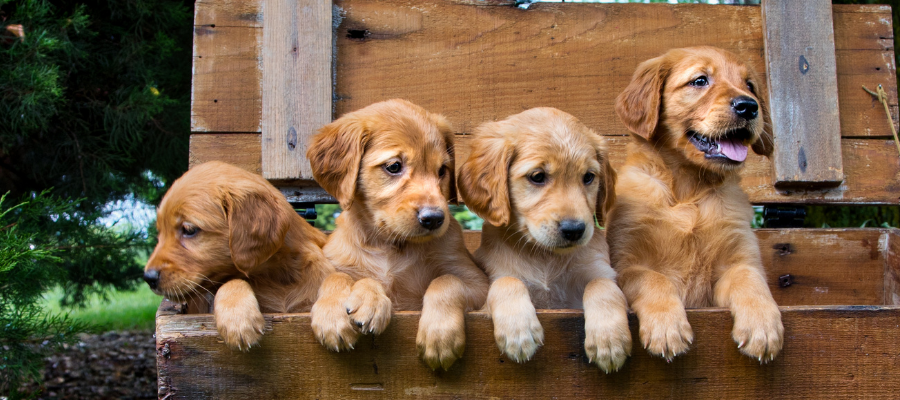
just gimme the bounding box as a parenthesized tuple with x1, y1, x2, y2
(169, 1, 900, 398)
(157, 229, 900, 398)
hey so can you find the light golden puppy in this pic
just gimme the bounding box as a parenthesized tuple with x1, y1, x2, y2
(306, 99, 489, 370)
(457, 108, 631, 373)
(610, 46, 782, 362)
(144, 161, 333, 350)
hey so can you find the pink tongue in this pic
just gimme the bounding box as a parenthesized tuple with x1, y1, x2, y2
(718, 137, 747, 162)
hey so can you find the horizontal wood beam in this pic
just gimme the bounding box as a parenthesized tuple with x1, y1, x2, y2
(190, 133, 900, 205)
(191, 2, 897, 139)
(157, 304, 900, 399)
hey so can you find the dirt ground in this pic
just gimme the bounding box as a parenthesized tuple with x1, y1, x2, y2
(30, 330, 157, 400)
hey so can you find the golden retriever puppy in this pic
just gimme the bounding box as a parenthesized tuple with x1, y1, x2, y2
(144, 161, 333, 350)
(457, 108, 632, 373)
(306, 99, 489, 370)
(610, 46, 782, 362)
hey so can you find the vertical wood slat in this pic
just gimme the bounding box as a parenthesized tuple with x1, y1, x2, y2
(261, 0, 332, 180)
(762, 0, 844, 187)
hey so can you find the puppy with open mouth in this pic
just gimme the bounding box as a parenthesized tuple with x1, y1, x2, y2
(610, 46, 782, 363)
(144, 161, 334, 351)
(307, 99, 489, 371)
(457, 108, 632, 373)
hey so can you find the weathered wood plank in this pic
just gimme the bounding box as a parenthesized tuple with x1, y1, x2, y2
(189, 134, 900, 205)
(260, 0, 331, 180)
(157, 306, 900, 399)
(466, 229, 890, 306)
(190, 2, 897, 139)
(762, 0, 844, 186)
(885, 229, 900, 305)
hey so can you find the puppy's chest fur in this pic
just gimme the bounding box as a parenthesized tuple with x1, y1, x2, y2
(614, 164, 757, 307)
(323, 231, 443, 311)
(477, 232, 616, 309)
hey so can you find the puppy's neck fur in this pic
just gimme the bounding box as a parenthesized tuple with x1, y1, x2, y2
(635, 132, 740, 199)
(247, 214, 331, 313)
(337, 206, 408, 251)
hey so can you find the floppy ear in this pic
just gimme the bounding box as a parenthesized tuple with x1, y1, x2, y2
(457, 123, 513, 226)
(615, 56, 666, 139)
(595, 154, 618, 227)
(751, 81, 774, 157)
(434, 114, 458, 204)
(225, 188, 291, 275)
(307, 115, 369, 210)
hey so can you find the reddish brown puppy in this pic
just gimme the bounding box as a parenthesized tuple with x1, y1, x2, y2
(610, 46, 782, 362)
(144, 161, 333, 350)
(307, 99, 489, 370)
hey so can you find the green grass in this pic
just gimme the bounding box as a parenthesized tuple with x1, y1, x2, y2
(40, 285, 161, 332)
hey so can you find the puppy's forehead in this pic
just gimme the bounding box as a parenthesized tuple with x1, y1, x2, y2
(158, 171, 230, 229)
(365, 115, 448, 162)
(506, 112, 601, 169)
(670, 50, 750, 83)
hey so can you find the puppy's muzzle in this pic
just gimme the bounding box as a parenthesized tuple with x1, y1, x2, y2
(417, 207, 445, 231)
(559, 219, 586, 242)
(143, 269, 160, 290)
(731, 96, 758, 120)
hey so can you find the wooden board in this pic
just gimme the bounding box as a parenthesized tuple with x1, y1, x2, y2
(190, 134, 900, 205)
(260, 0, 332, 180)
(157, 305, 900, 399)
(190, 2, 897, 139)
(763, 0, 844, 187)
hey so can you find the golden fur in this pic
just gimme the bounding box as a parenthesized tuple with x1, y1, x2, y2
(609, 46, 783, 362)
(306, 99, 489, 370)
(144, 161, 333, 350)
(457, 108, 631, 372)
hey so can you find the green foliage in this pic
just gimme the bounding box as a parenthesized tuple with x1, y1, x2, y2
(451, 205, 484, 230)
(0, 192, 89, 399)
(0, 1, 193, 396)
(0, 0, 193, 299)
(314, 204, 341, 231)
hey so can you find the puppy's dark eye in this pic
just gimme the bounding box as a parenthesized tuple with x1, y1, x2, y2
(384, 161, 403, 175)
(181, 223, 200, 238)
(528, 171, 546, 185)
(746, 80, 756, 94)
(689, 76, 709, 87)
(583, 172, 595, 185)
(438, 165, 448, 178)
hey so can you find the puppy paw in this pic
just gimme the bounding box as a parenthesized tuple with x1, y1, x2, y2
(216, 305, 265, 351)
(345, 278, 392, 335)
(214, 279, 265, 351)
(638, 306, 693, 361)
(585, 316, 632, 373)
(311, 298, 360, 352)
(732, 301, 783, 363)
(416, 308, 466, 371)
(492, 302, 544, 363)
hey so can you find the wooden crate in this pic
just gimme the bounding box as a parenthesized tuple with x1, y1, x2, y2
(163, 0, 900, 398)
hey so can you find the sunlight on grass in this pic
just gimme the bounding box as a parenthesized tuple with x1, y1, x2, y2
(41, 285, 161, 332)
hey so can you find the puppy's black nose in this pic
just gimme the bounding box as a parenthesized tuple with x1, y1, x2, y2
(559, 220, 586, 242)
(417, 208, 445, 230)
(732, 96, 759, 120)
(143, 269, 160, 290)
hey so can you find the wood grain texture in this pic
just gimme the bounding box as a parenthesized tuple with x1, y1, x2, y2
(885, 229, 900, 305)
(470, 229, 889, 306)
(261, 0, 332, 180)
(190, 2, 897, 139)
(157, 305, 900, 399)
(189, 133, 900, 205)
(762, 0, 844, 186)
